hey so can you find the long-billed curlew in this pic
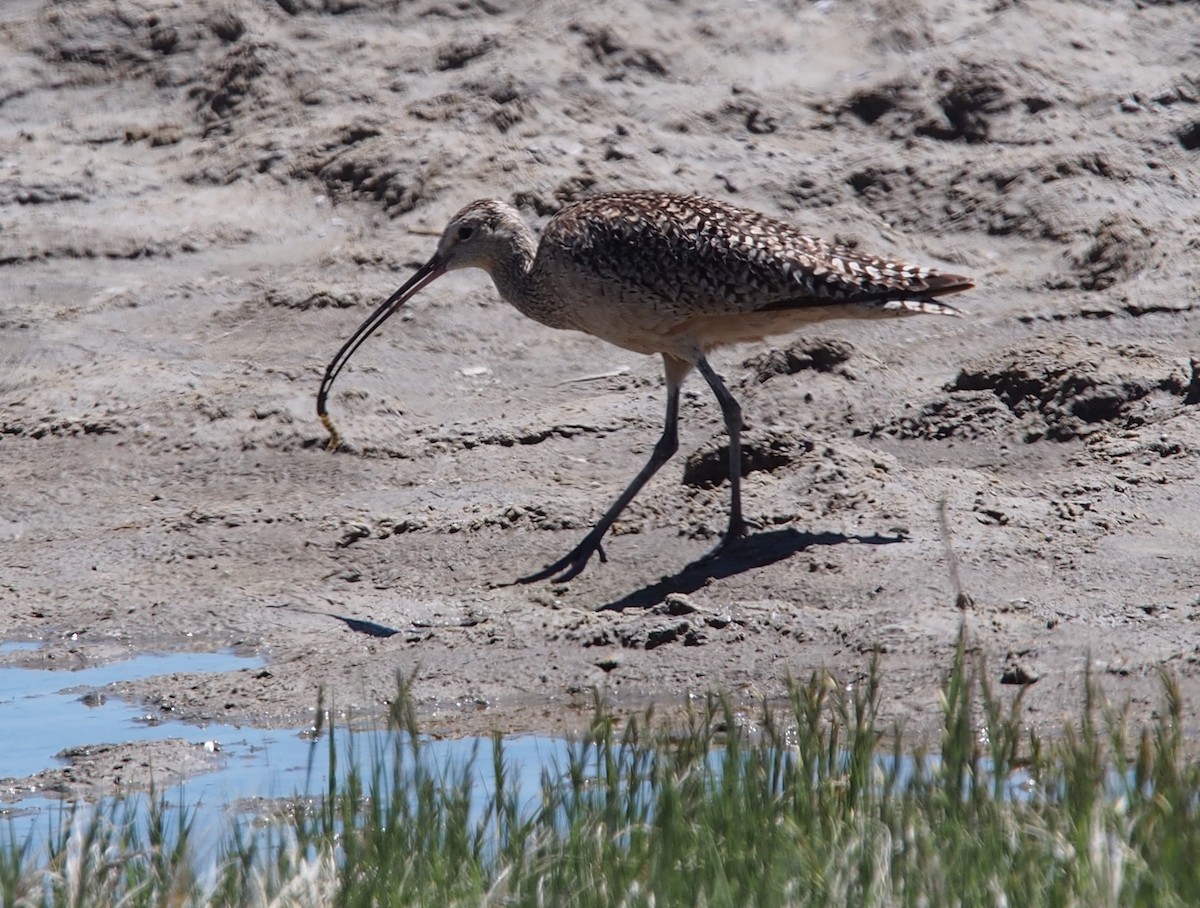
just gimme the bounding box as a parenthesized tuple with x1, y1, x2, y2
(317, 191, 973, 583)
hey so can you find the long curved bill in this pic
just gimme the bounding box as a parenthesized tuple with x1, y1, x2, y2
(317, 254, 445, 449)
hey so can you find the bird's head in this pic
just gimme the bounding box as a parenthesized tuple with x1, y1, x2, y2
(435, 199, 528, 272)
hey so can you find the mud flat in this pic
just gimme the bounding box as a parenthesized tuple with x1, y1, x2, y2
(2, 0, 1199, 799)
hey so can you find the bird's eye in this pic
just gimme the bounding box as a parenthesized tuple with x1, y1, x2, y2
(456, 225, 474, 241)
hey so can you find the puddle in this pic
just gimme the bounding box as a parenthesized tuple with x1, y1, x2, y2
(0, 650, 268, 782)
(0, 646, 568, 850)
(0, 642, 40, 655)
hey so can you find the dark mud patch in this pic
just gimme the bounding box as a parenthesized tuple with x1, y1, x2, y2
(876, 339, 1196, 443)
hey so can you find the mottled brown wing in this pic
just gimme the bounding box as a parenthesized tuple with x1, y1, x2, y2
(548, 192, 971, 317)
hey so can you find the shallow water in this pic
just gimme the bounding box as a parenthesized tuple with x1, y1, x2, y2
(0, 650, 269, 781)
(0, 646, 568, 848)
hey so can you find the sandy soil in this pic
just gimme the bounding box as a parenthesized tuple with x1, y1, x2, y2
(2, 0, 1199, 798)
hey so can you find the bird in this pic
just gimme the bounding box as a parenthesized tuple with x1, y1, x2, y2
(317, 190, 973, 583)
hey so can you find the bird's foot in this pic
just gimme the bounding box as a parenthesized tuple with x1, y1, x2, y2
(700, 516, 754, 562)
(516, 534, 608, 585)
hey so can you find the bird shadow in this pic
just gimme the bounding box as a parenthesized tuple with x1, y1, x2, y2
(327, 613, 401, 638)
(599, 528, 904, 612)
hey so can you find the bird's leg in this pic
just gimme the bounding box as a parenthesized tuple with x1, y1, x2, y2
(517, 356, 689, 584)
(695, 356, 750, 554)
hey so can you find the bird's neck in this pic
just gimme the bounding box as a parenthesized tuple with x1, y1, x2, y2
(487, 225, 540, 314)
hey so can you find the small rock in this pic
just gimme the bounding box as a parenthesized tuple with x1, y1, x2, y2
(1000, 662, 1040, 685)
(662, 593, 699, 616)
(645, 622, 689, 650)
(594, 655, 621, 673)
(337, 523, 371, 548)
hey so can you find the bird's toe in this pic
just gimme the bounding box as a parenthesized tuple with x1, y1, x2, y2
(516, 536, 606, 584)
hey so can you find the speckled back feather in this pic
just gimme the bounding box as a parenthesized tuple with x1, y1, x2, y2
(541, 191, 972, 318)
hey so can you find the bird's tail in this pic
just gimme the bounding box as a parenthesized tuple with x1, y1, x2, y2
(880, 270, 972, 316)
(878, 296, 965, 317)
(921, 272, 975, 297)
